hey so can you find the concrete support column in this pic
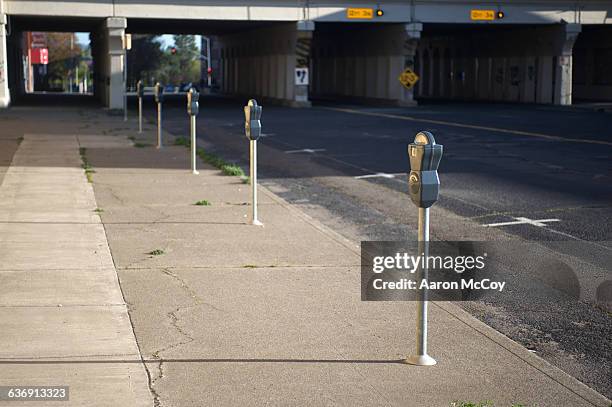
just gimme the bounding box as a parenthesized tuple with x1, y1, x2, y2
(294, 20, 313, 107)
(553, 23, 581, 106)
(0, 12, 10, 108)
(104, 17, 126, 110)
(401, 23, 421, 105)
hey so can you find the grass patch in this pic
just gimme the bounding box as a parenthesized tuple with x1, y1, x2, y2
(196, 148, 246, 178)
(174, 136, 191, 146)
(16, 136, 24, 145)
(194, 200, 211, 206)
(79, 147, 95, 183)
(134, 142, 151, 148)
(241, 176, 250, 184)
(127, 135, 136, 142)
(243, 264, 257, 268)
(148, 249, 165, 256)
(93, 208, 104, 213)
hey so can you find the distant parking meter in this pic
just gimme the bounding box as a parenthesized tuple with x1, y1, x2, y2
(407, 131, 443, 209)
(405, 130, 443, 367)
(244, 99, 263, 226)
(244, 99, 262, 141)
(154, 82, 164, 104)
(154, 82, 164, 148)
(187, 88, 199, 117)
(187, 88, 200, 175)
(136, 80, 144, 133)
(136, 80, 144, 98)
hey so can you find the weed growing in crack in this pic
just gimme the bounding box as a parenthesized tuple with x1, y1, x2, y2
(148, 249, 165, 256)
(194, 200, 211, 206)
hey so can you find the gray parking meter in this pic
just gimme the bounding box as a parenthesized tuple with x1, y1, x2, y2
(154, 82, 164, 148)
(405, 130, 443, 367)
(187, 88, 199, 117)
(187, 88, 199, 175)
(154, 82, 164, 104)
(244, 99, 262, 141)
(136, 80, 144, 133)
(407, 131, 443, 208)
(244, 99, 263, 226)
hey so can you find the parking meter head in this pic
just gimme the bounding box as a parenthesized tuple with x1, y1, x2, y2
(244, 99, 263, 141)
(407, 131, 443, 208)
(136, 80, 144, 98)
(154, 82, 164, 103)
(187, 88, 199, 116)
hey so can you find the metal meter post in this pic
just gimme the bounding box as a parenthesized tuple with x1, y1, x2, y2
(154, 82, 164, 149)
(405, 131, 443, 367)
(187, 88, 200, 174)
(244, 99, 263, 226)
(136, 80, 144, 133)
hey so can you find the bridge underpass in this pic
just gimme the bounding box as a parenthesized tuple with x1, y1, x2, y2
(1, 1, 611, 109)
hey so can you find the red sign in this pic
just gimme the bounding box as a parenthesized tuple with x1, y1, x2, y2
(31, 48, 49, 65)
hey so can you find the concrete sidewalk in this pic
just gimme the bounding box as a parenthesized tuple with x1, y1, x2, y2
(0, 110, 151, 407)
(0, 107, 610, 407)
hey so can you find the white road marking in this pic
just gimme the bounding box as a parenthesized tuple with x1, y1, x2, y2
(483, 217, 561, 228)
(284, 148, 326, 154)
(355, 172, 396, 179)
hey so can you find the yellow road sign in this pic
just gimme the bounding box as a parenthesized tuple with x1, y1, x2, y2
(399, 68, 419, 89)
(347, 8, 374, 19)
(470, 9, 495, 21)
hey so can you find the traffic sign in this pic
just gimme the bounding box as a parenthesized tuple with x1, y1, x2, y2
(470, 10, 495, 21)
(295, 67, 309, 86)
(347, 8, 374, 19)
(399, 68, 419, 89)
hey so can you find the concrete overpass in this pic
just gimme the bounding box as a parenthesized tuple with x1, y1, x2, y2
(0, 0, 611, 109)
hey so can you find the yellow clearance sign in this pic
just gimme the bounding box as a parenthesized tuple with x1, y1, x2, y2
(399, 68, 419, 89)
(470, 9, 495, 21)
(347, 8, 374, 19)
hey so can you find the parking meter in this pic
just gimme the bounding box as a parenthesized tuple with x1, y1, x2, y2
(244, 99, 262, 141)
(187, 88, 199, 116)
(136, 80, 144, 98)
(244, 99, 263, 226)
(154, 82, 164, 104)
(407, 131, 443, 208)
(405, 130, 443, 367)
(187, 88, 200, 174)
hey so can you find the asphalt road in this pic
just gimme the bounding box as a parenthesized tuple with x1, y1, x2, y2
(140, 95, 612, 398)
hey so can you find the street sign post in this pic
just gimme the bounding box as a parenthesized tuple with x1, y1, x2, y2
(154, 82, 164, 149)
(244, 99, 263, 226)
(187, 88, 200, 175)
(136, 80, 144, 134)
(399, 68, 419, 89)
(405, 131, 443, 366)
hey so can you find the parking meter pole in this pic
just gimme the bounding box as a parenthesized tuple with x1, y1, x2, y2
(414, 207, 431, 361)
(190, 115, 198, 174)
(157, 102, 162, 149)
(123, 49, 127, 122)
(249, 139, 262, 226)
(244, 99, 263, 227)
(405, 131, 442, 367)
(138, 97, 143, 133)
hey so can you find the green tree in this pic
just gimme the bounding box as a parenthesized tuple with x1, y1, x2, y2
(127, 35, 163, 87)
(160, 35, 200, 85)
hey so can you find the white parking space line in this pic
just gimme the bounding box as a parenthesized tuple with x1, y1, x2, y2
(483, 217, 560, 228)
(354, 173, 396, 179)
(284, 148, 327, 154)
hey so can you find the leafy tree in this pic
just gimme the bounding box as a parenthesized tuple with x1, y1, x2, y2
(159, 35, 200, 85)
(126, 35, 163, 87)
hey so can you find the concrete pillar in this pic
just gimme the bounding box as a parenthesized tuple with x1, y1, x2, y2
(104, 17, 126, 110)
(400, 23, 421, 105)
(553, 23, 581, 105)
(293, 20, 313, 107)
(0, 11, 10, 107)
